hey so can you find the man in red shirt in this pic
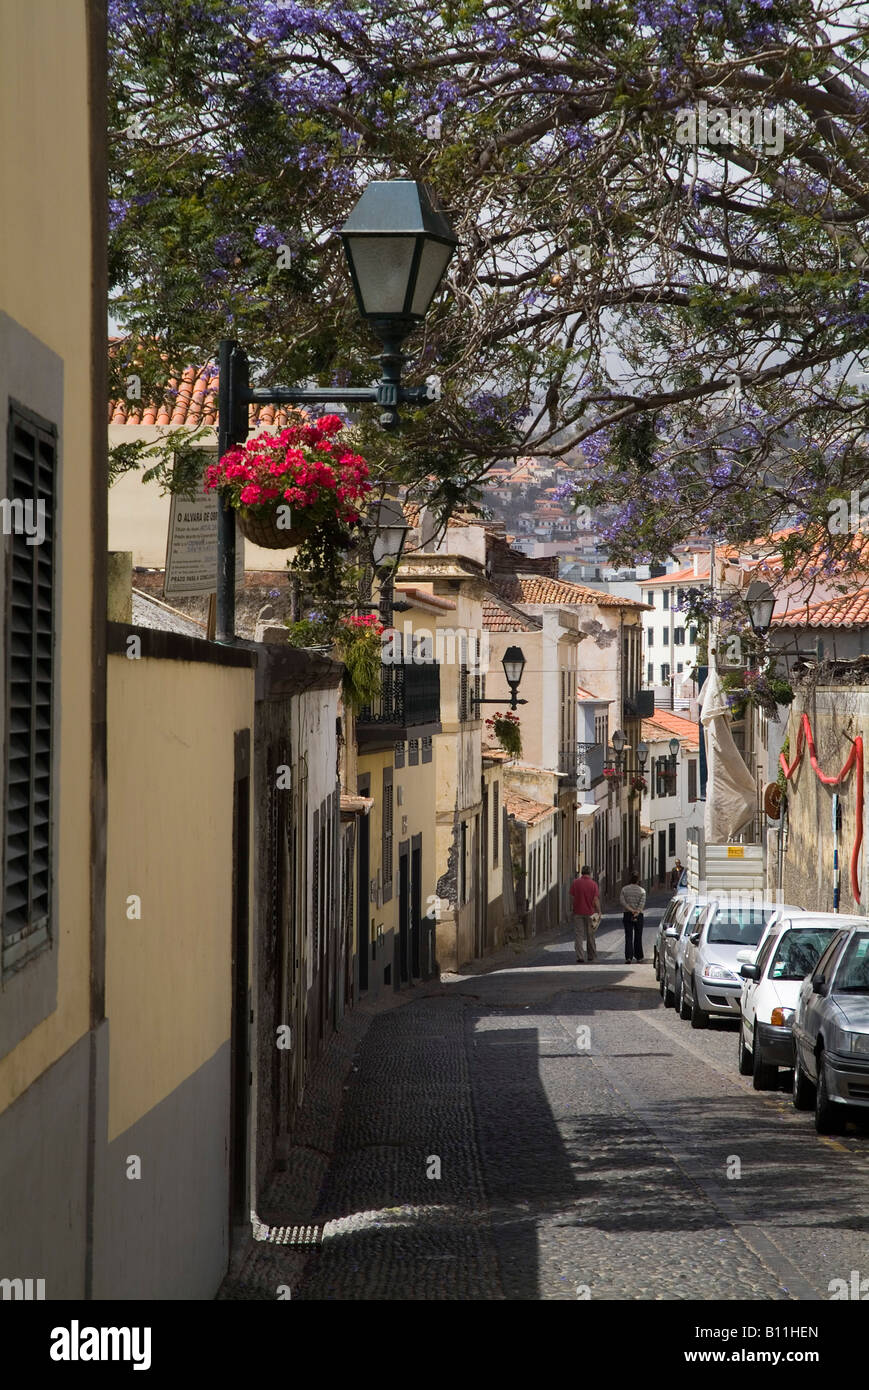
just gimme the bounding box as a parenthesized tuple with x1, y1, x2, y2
(569, 866, 601, 963)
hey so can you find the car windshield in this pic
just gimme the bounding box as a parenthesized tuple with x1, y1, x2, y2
(769, 928, 837, 981)
(707, 908, 768, 946)
(683, 906, 703, 935)
(834, 933, 869, 993)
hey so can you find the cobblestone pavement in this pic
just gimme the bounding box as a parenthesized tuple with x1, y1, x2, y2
(222, 898, 869, 1300)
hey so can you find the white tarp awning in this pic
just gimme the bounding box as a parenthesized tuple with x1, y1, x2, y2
(700, 668, 757, 841)
(576, 803, 599, 821)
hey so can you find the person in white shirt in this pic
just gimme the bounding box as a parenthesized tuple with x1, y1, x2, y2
(619, 874, 647, 963)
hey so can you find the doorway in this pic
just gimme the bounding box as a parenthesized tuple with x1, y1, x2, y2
(411, 835, 422, 978)
(399, 843, 410, 984)
(657, 829, 666, 884)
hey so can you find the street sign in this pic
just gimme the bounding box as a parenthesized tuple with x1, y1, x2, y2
(164, 461, 244, 598)
(726, 845, 744, 858)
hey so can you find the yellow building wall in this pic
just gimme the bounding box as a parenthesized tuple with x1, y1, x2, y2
(0, 0, 95, 1107)
(105, 655, 254, 1139)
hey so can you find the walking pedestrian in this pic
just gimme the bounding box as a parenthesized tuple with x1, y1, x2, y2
(569, 866, 600, 963)
(669, 858, 683, 890)
(620, 873, 647, 962)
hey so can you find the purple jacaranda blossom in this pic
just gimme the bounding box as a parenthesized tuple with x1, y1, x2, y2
(109, 197, 130, 231)
(254, 224, 284, 249)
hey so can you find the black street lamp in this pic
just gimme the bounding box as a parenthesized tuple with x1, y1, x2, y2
(745, 579, 776, 637)
(471, 645, 529, 713)
(215, 179, 457, 643)
(608, 729, 649, 776)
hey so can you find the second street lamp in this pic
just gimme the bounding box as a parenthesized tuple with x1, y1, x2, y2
(471, 645, 529, 713)
(215, 178, 457, 644)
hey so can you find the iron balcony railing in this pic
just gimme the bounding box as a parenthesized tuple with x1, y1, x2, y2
(358, 661, 441, 728)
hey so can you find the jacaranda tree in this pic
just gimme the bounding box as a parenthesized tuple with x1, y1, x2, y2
(109, 0, 869, 590)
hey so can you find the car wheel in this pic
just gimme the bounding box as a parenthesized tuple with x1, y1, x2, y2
(815, 1048, 846, 1135)
(792, 1051, 815, 1111)
(737, 1025, 753, 1076)
(690, 980, 708, 1029)
(663, 971, 675, 1009)
(751, 1025, 777, 1090)
(678, 974, 691, 1020)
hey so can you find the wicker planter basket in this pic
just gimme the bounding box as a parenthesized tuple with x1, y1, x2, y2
(236, 504, 307, 549)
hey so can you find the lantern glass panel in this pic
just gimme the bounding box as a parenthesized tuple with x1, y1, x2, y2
(410, 240, 454, 316)
(344, 235, 417, 316)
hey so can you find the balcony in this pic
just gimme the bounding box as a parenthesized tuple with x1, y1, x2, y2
(624, 688, 655, 719)
(577, 741, 605, 788)
(357, 662, 441, 748)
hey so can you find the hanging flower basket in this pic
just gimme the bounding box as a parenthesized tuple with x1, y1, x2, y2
(236, 504, 308, 549)
(205, 412, 371, 553)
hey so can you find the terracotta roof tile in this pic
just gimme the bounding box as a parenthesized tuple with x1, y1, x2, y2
(491, 572, 651, 610)
(110, 354, 304, 429)
(641, 709, 700, 749)
(504, 791, 558, 825)
(638, 565, 706, 587)
(483, 593, 543, 632)
(772, 584, 869, 629)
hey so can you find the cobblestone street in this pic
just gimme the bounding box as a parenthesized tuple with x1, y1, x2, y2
(223, 897, 869, 1301)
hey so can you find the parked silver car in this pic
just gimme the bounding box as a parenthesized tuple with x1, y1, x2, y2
(792, 926, 869, 1134)
(680, 900, 804, 1029)
(660, 896, 713, 1016)
(653, 894, 686, 980)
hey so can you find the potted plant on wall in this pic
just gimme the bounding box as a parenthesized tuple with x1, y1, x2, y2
(485, 710, 522, 758)
(629, 774, 647, 799)
(286, 609, 385, 711)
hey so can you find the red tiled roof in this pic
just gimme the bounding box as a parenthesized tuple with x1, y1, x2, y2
(577, 684, 606, 701)
(772, 584, 869, 629)
(641, 709, 700, 749)
(483, 594, 543, 633)
(109, 359, 300, 429)
(639, 565, 707, 587)
(491, 573, 651, 610)
(505, 791, 558, 826)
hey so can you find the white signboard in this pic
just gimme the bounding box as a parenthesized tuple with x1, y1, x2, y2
(164, 464, 244, 598)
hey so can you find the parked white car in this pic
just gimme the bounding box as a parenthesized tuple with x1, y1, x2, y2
(737, 916, 853, 1089)
(680, 899, 805, 1029)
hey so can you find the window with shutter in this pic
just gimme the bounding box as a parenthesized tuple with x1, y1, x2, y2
(3, 404, 56, 974)
(492, 782, 499, 867)
(688, 759, 698, 802)
(459, 637, 468, 722)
